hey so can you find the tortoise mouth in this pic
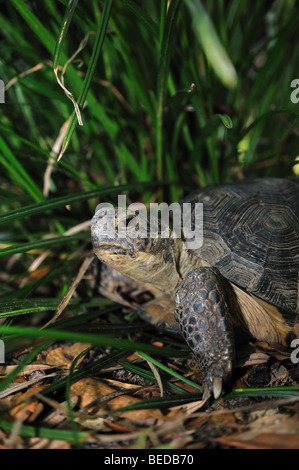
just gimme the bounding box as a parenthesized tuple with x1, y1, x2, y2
(96, 243, 135, 257)
(98, 243, 127, 252)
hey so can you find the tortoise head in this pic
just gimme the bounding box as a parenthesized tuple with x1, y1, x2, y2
(91, 206, 193, 294)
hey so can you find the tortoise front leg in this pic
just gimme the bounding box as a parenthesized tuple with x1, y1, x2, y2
(174, 267, 236, 399)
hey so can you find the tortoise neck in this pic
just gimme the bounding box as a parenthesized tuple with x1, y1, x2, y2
(160, 240, 207, 296)
(178, 244, 208, 280)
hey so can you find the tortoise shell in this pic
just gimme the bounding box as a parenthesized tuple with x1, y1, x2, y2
(184, 177, 299, 314)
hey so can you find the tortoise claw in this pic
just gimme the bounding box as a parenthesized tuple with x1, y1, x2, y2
(202, 384, 211, 401)
(213, 377, 222, 399)
(202, 377, 222, 400)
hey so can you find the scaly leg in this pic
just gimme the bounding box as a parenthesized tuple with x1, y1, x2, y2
(174, 267, 235, 399)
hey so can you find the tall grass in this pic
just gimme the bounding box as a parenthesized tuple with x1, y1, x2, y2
(0, 0, 298, 437)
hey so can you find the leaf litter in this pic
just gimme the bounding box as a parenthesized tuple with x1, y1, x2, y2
(1, 332, 299, 449)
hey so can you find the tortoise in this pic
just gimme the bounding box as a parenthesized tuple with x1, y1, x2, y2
(91, 177, 299, 398)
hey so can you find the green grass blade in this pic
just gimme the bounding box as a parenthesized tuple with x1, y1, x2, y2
(0, 420, 88, 442)
(0, 137, 44, 202)
(0, 232, 88, 258)
(156, 0, 181, 180)
(118, 359, 187, 395)
(60, 0, 113, 157)
(186, 0, 237, 89)
(53, 0, 79, 69)
(121, 0, 159, 39)
(0, 325, 188, 358)
(40, 349, 128, 396)
(10, 0, 57, 55)
(112, 392, 203, 412)
(228, 385, 299, 399)
(137, 351, 201, 391)
(0, 182, 161, 226)
(65, 345, 91, 448)
(107, 385, 299, 414)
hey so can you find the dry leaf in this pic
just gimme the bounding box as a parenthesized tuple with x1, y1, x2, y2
(217, 413, 299, 449)
(71, 377, 114, 408)
(75, 415, 106, 431)
(108, 394, 163, 421)
(10, 385, 46, 422)
(42, 397, 78, 426)
(71, 377, 163, 422)
(252, 341, 291, 361)
(241, 352, 271, 367)
(28, 266, 51, 280)
(0, 364, 52, 378)
(217, 432, 299, 449)
(169, 397, 208, 415)
(104, 420, 136, 433)
(29, 438, 71, 449)
(102, 378, 141, 392)
(45, 343, 90, 368)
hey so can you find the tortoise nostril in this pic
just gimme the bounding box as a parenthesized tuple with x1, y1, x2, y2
(125, 215, 135, 227)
